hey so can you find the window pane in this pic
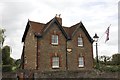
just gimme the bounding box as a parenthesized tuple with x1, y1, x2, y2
(78, 37, 83, 46)
(79, 57, 84, 67)
(52, 57, 59, 68)
(52, 35, 58, 45)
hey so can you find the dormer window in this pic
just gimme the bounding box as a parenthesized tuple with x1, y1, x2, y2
(78, 37, 83, 46)
(52, 35, 58, 45)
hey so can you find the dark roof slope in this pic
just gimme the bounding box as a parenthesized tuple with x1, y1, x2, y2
(79, 22, 94, 43)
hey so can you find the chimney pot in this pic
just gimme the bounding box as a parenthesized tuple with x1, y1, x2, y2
(55, 14, 62, 25)
(59, 14, 61, 18)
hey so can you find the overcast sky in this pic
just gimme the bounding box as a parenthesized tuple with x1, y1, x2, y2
(0, 0, 119, 59)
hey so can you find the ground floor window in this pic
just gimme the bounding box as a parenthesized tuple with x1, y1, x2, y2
(52, 57, 59, 68)
(78, 57, 84, 67)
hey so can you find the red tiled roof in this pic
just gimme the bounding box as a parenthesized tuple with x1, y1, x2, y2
(63, 22, 80, 39)
(63, 27, 70, 35)
(29, 21, 46, 35)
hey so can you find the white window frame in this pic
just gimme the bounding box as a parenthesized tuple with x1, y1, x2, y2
(78, 57, 84, 67)
(52, 57, 59, 68)
(52, 35, 58, 45)
(78, 37, 83, 46)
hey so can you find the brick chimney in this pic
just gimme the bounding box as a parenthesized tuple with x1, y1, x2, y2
(55, 14, 62, 25)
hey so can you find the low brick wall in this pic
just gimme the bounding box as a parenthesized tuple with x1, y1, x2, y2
(2, 70, 120, 80)
(33, 70, 119, 79)
(2, 72, 17, 80)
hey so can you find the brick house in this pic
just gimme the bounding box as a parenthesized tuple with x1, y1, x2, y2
(21, 15, 94, 72)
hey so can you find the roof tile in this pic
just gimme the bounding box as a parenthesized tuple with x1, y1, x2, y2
(29, 21, 46, 35)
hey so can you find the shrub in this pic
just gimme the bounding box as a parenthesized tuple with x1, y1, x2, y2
(99, 65, 120, 72)
(2, 65, 13, 72)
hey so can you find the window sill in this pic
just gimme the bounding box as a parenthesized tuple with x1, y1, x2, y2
(78, 45, 83, 46)
(78, 65, 84, 68)
(52, 67, 60, 69)
(51, 43, 58, 46)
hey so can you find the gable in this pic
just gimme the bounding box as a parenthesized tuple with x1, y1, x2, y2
(80, 22, 94, 43)
(43, 18, 68, 39)
(22, 20, 47, 42)
(63, 22, 93, 43)
(71, 22, 93, 43)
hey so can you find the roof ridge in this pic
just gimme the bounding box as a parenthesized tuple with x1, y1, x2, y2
(46, 18, 54, 25)
(29, 20, 45, 25)
(63, 26, 70, 28)
(70, 22, 80, 28)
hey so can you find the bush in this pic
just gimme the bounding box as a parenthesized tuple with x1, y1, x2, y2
(99, 65, 120, 72)
(117, 65, 120, 72)
(2, 65, 13, 72)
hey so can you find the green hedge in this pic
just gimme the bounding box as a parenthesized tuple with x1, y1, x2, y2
(99, 65, 120, 72)
(2, 65, 13, 72)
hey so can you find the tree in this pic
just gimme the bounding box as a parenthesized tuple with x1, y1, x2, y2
(99, 55, 111, 65)
(2, 46, 11, 65)
(112, 53, 120, 65)
(0, 28, 6, 47)
(15, 59, 21, 66)
(0, 28, 5, 72)
(15, 59, 21, 69)
(2, 45, 14, 72)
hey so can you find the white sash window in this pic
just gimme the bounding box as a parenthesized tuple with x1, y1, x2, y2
(52, 35, 58, 45)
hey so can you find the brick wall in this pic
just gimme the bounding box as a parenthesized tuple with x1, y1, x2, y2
(67, 27, 93, 70)
(23, 21, 93, 71)
(37, 23, 67, 71)
(3, 70, 120, 79)
(32, 70, 119, 79)
(24, 26, 37, 69)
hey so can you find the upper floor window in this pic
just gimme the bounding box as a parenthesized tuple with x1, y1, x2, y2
(78, 57, 84, 67)
(52, 57, 59, 68)
(78, 37, 83, 46)
(52, 35, 58, 45)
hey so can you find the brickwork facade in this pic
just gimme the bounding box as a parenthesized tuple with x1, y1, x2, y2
(21, 16, 94, 72)
(23, 25, 37, 69)
(67, 27, 93, 70)
(37, 23, 67, 71)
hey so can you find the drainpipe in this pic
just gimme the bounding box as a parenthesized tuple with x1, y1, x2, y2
(36, 37, 39, 70)
(36, 33, 41, 70)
